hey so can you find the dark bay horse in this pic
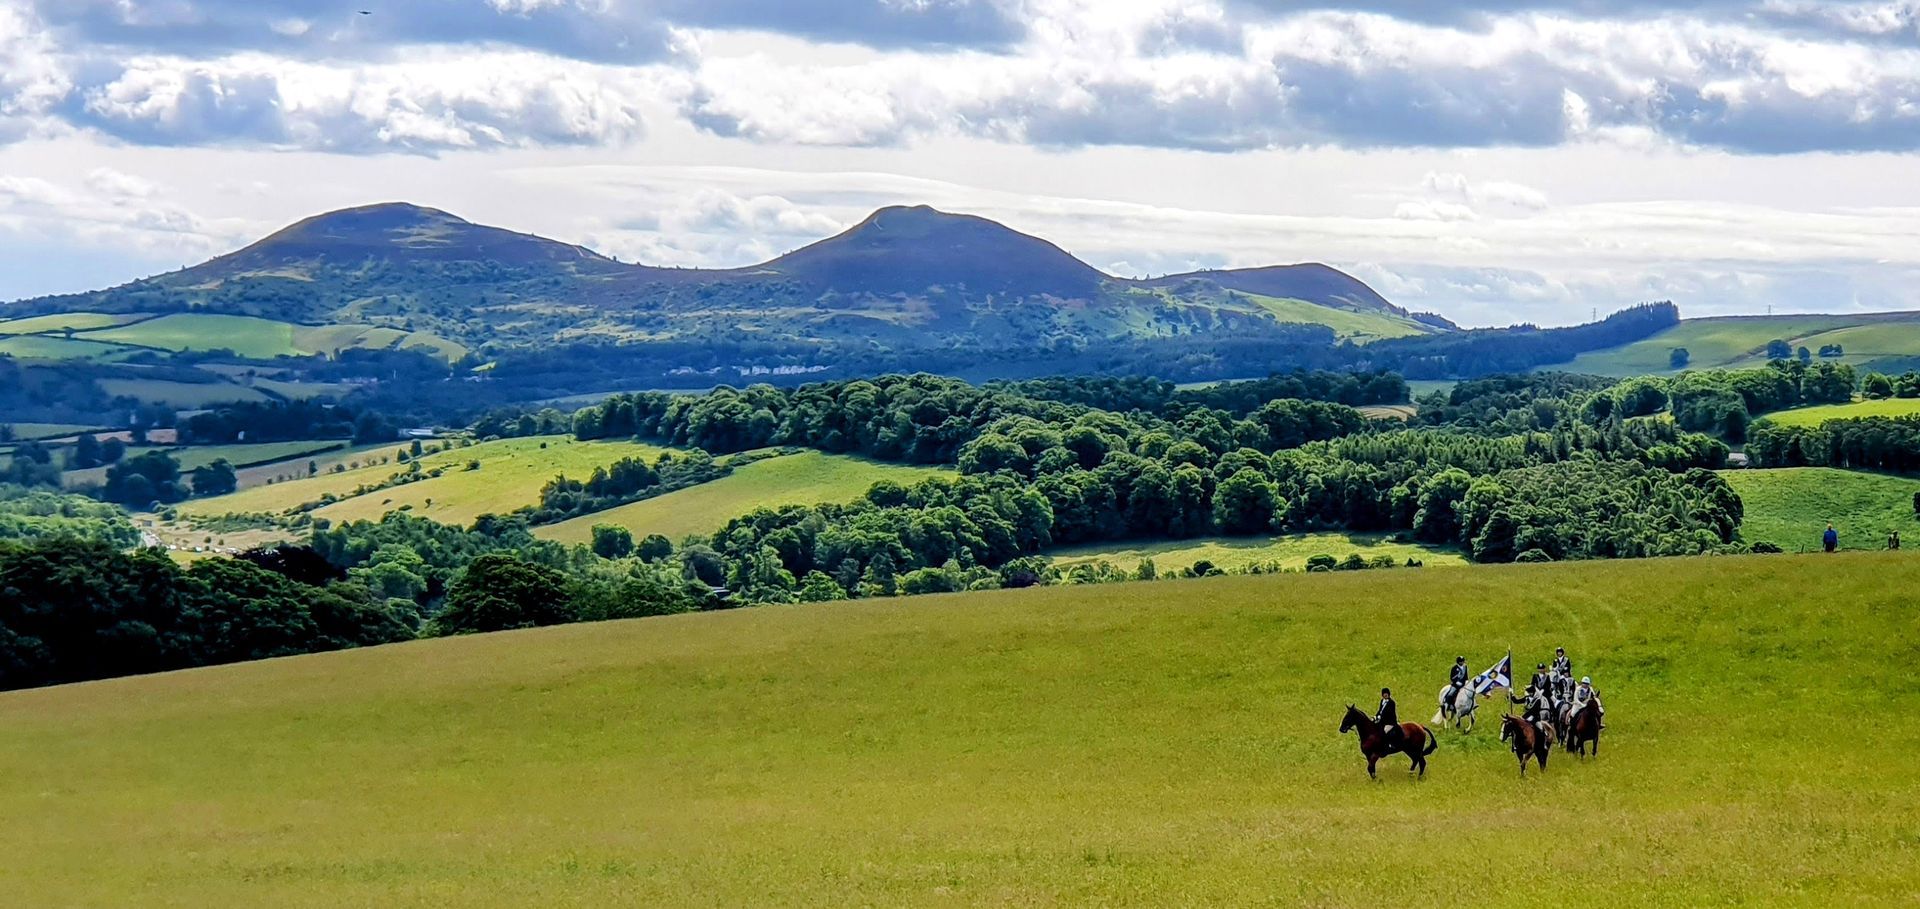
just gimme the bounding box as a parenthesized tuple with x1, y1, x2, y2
(1499, 714, 1552, 776)
(1566, 701, 1601, 758)
(1339, 704, 1437, 779)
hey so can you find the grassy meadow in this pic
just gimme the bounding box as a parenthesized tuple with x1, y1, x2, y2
(536, 450, 953, 544)
(0, 311, 147, 334)
(95, 377, 271, 407)
(1050, 531, 1463, 574)
(1243, 292, 1432, 341)
(60, 441, 349, 487)
(179, 436, 671, 525)
(1758, 397, 1920, 428)
(1, 553, 1915, 906)
(1558, 313, 1920, 376)
(1723, 467, 1920, 551)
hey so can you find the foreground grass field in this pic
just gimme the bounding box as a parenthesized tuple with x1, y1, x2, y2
(2, 554, 1915, 906)
(537, 450, 953, 544)
(1722, 467, 1919, 551)
(1050, 531, 1464, 573)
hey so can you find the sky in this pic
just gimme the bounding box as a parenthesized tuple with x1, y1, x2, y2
(2, 1, 1920, 326)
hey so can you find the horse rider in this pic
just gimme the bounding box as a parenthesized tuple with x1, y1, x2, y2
(1552, 647, 1571, 679)
(1573, 676, 1606, 729)
(1512, 684, 1553, 737)
(1445, 655, 1469, 715)
(1529, 662, 1553, 698)
(1373, 687, 1402, 748)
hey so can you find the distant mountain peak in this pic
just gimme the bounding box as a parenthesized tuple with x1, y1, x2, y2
(764, 205, 1106, 297)
(219, 201, 611, 270)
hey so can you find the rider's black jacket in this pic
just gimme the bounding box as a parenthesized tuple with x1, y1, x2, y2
(1450, 664, 1469, 687)
(1374, 697, 1398, 728)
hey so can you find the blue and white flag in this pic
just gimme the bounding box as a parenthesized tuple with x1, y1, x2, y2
(1471, 650, 1512, 694)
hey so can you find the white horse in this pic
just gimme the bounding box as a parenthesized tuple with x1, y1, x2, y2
(1432, 683, 1478, 732)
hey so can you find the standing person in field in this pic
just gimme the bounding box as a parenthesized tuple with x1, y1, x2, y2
(1823, 523, 1839, 552)
(1889, 530, 1901, 551)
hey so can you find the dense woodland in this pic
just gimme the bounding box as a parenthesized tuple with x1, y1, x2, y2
(6, 357, 1903, 691)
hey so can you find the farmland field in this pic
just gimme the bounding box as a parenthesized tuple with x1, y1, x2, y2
(78, 313, 302, 358)
(0, 335, 142, 361)
(61, 441, 349, 487)
(0, 311, 146, 334)
(535, 450, 953, 545)
(1562, 312, 1920, 376)
(1758, 397, 1920, 427)
(1243, 292, 1432, 341)
(179, 436, 672, 524)
(95, 377, 270, 407)
(1050, 531, 1464, 574)
(1722, 467, 1920, 552)
(0, 553, 1914, 906)
(3, 422, 106, 441)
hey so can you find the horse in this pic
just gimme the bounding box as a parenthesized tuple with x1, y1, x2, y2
(1499, 714, 1553, 776)
(1433, 683, 1478, 732)
(1552, 699, 1574, 745)
(1340, 704, 1438, 780)
(1566, 700, 1601, 758)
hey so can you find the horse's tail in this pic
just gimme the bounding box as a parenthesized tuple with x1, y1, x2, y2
(1421, 725, 1439, 757)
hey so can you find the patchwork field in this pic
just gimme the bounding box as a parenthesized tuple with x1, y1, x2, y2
(1050, 531, 1464, 574)
(1722, 466, 1920, 552)
(178, 436, 673, 526)
(61, 440, 349, 487)
(1758, 397, 1920, 428)
(536, 450, 953, 545)
(3, 422, 107, 441)
(1, 554, 1913, 906)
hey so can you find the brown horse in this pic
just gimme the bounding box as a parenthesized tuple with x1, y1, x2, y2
(1339, 704, 1438, 779)
(1499, 714, 1552, 776)
(1566, 701, 1601, 758)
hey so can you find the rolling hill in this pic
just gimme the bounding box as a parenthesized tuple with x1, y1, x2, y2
(1, 553, 1913, 905)
(1558, 312, 1920, 376)
(2, 203, 1439, 359)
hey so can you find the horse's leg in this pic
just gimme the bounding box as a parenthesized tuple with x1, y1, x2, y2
(1367, 755, 1379, 780)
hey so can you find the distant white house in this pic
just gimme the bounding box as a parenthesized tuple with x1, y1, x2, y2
(1725, 452, 1750, 468)
(402, 427, 439, 439)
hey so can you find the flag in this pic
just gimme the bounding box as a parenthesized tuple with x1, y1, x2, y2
(1471, 650, 1512, 694)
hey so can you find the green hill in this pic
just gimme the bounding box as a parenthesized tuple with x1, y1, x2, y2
(1723, 467, 1920, 551)
(4, 203, 1429, 364)
(1050, 531, 1463, 573)
(1562, 312, 1920, 376)
(536, 450, 953, 545)
(1, 554, 1913, 906)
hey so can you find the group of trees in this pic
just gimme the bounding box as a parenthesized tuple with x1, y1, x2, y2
(530, 449, 725, 523)
(1748, 415, 1920, 472)
(94, 451, 237, 506)
(0, 538, 415, 690)
(994, 370, 1409, 416)
(0, 486, 138, 546)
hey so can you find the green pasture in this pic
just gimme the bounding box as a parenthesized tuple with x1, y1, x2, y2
(1758, 397, 1920, 428)
(0, 554, 1914, 906)
(0, 335, 142, 361)
(179, 436, 670, 525)
(0, 311, 145, 334)
(78, 313, 302, 358)
(1561, 313, 1920, 376)
(1722, 467, 1920, 552)
(61, 441, 348, 487)
(1050, 531, 1464, 574)
(95, 377, 271, 407)
(1243, 292, 1432, 341)
(536, 450, 952, 545)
